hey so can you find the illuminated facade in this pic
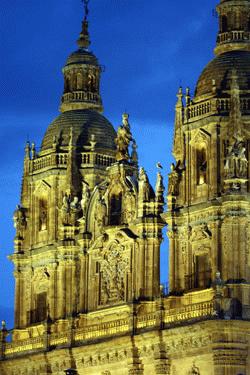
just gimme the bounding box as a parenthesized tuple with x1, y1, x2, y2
(0, 0, 250, 374)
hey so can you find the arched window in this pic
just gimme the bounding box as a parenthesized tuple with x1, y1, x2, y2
(195, 255, 211, 289)
(88, 74, 96, 92)
(31, 292, 47, 323)
(197, 147, 207, 185)
(39, 199, 48, 231)
(110, 193, 122, 225)
(221, 15, 228, 32)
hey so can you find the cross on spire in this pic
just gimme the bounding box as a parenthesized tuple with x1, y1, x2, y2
(82, 0, 90, 20)
(78, 0, 91, 49)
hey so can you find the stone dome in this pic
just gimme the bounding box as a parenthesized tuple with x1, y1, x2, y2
(41, 109, 116, 151)
(195, 51, 250, 97)
(65, 48, 99, 67)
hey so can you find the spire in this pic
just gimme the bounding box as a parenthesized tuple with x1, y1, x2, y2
(77, 0, 91, 50)
(215, 0, 250, 55)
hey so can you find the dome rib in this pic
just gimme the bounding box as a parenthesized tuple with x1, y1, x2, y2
(41, 109, 116, 151)
(195, 51, 250, 97)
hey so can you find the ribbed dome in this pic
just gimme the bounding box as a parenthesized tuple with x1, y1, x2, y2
(195, 51, 250, 97)
(41, 110, 116, 151)
(66, 48, 99, 67)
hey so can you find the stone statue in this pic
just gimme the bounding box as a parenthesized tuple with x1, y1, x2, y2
(62, 193, 71, 213)
(123, 191, 136, 223)
(39, 208, 47, 231)
(13, 205, 26, 236)
(80, 182, 90, 217)
(225, 134, 248, 179)
(61, 193, 81, 225)
(115, 113, 132, 161)
(138, 167, 150, 202)
(155, 172, 164, 196)
(95, 195, 107, 231)
(190, 364, 200, 375)
(168, 161, 182, 195)
(70, 196, 80, 210)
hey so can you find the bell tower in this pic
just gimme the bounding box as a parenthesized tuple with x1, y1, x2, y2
(166, 0, 250, 307)
(9, 1, 164, 342)
(60, 1, 103, 113)
(215, 0, 250, 56)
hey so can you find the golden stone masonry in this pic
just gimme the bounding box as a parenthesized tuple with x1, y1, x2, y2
(0, 0, 250, 374)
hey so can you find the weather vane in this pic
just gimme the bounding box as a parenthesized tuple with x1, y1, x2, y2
(82, 0, 90, 20)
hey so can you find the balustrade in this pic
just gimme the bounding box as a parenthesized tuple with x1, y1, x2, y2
(2, 300, 214, 358)
(217, 31, 249, 44)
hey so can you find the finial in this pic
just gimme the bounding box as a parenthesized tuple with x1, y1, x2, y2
(185, 87, 191, 105)
(1, 320, 6, 331)
(131, 139, 138, 164)
(78, 0, 91, 49)
(25, 141, 31, 159)
(176, 86, 183, 106)
(31, 142, 36, 159)
(83, 0, 90, 21)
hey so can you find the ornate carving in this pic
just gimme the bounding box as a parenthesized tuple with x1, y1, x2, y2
(13, 205, 27, 238)
(99, 243, 129, 305)
(224, 134, 248, 179)
(123, 191, 136, 223)
(95, 195, 107, 233)
(189, 363, 200, 375)
(191, 223, 212, 241)
(60, 193, 81, 225)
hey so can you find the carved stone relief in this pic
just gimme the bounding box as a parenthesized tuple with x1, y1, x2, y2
(99, 243, 129, 305)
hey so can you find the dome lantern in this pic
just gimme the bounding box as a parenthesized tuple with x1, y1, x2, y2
(215, 0, 250, 56)
(60, 0, 103, 113)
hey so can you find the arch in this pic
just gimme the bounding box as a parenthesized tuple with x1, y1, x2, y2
(39, 198, 48, 231)
(221, 15, 228, 33)
(195, 253, 211, 288)
(109, 193, 122, 225)
(196, 144, 207, 185)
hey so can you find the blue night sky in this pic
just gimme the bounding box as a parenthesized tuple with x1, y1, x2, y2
(0, 0, 218, 327)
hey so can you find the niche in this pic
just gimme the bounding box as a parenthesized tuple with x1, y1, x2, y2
(196, 146, 207, 185)
(35, 292, 47, 323)
(195, 254, 211, 289)
(110, 193, 122, 225)
(221, 15, 228, 32)
(39, 199, 48, 231)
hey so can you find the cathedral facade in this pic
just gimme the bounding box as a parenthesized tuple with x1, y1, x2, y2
(0, 0, 250, 374)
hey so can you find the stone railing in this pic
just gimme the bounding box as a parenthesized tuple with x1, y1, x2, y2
(62, 91, 100, 103)
(164, 301, 214, 325)
(217, 31, 250, 44)
(0, 300, 215, 359)
(30, 152, 116, 174)
(31, 153, 68, 172)
(185, 97, 250, 121)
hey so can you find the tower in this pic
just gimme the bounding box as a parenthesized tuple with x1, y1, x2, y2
(167, 0, 250, 299)
(1, 1, 250, 374)
(9, 3, 164, 337)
